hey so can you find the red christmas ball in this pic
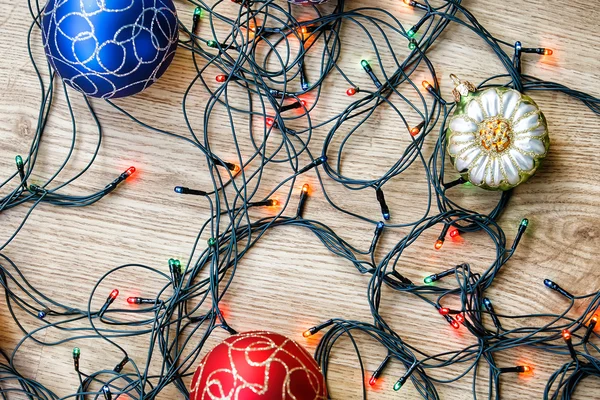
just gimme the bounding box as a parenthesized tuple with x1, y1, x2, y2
(190, 331, 327, 400)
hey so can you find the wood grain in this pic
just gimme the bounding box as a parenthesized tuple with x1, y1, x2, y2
(1, 0, 599, 399)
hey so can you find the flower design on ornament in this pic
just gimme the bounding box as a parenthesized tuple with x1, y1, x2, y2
(447, 87, 550, 190)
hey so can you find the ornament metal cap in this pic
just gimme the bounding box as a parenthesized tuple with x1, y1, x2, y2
(450, 74, 476, 102)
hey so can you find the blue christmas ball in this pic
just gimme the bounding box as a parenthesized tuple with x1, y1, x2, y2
(41, 0, 178, 99)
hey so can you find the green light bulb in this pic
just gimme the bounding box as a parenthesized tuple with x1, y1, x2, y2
(424, 276, 433, 284)
(207, 40, 218, 48)
(407, 29, 416, 38)
(463, 181, 473, 187)
(73, 347, 80, 358)
(520, 218, 529, 227)
(394, 380, 403, 391)
(15, 155, 23, 167)
(360, 60, 370, 68)
(208, 238, 217, 246)
(408, 41, 416, 50)
(194, 7, 203, 17)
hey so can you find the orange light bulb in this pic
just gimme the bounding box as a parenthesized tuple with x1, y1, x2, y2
(302, 329, 312, 338)
(522, 365, 532, 373)
(410, 126, 420, 136)
(562, 330, 571, 340)
(302, 184, 309, 193)
(422, 80, 432, 90)
(543, 49, 553, 56)
(434, 239, 444, 250)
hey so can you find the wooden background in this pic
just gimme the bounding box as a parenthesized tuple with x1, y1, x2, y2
(1, 0, 599, 398)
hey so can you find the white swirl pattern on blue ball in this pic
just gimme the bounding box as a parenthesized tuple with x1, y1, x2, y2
(42, 0, 178, 98)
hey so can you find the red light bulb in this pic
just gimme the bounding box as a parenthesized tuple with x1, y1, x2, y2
(449, 228, 460, 238)
(369, 376, 377, 386)
(216, 74, 227, 83)
(439, 307, 450, 315)
(346, 87, 357, 96)
(125, 166, 136, 177)
(109, 289, 119, 300)
(266, 117, 274, 127)
(456, 314, 465, 323)
(562, 329, 571, 340)
(127, 297, 138, 304)
(451, 319, 460, 329)
(300, 100, 307, 108)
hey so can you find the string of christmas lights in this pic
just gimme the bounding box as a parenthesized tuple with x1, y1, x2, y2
(1, 0, 600, 398)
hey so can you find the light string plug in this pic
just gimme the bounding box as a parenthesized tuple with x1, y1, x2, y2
(221, 324, 238, 335)
(544, 279, 574, 300)
(298, 156, 327, 175)
(300, 62, 309, 91)
(72, 347, 80, 372)
(303, 319, 334, 338)
(113, 356, 128, 373)
(37, 307, 50, 319)
(483, 297, 503, 329)
(407, 16, 429, 39)
(410, 121, 425, 137)
(422, 80, 446, 104)
(360, 60, 382, 89)
(511, 218, 529, 250)
(98, 289, 119, 317)
(388, 270, 414, 286)
(443, 314, 460, 329)
(562, 329, 578, 362)
(279, 99, 307, 113)
(370, 353, 391, 386)
(402, 0, 429, 11)
(583, 314, 598, 343)
(443, 176, 467, 189)
(174, 186, 208, 196)
(127, 297, 156, 305)
(15, 155, 27, 189)
(424, 265, 458, 284)
(211, 157, 239, 173)
(101, 385, 112, 400)
(369, 221, 385, 253)
(394, 363, 418, 391)
(250, 199, 279, 207)
(522, 47, 553, 56)
(296, 184, 310, 218)
(375, 188, 390, 221)
(434, 224, 451, 250)
(499, 365, 532, 374)
(514, 41, 523, 73)
(104, 166, 135, 193)
(192, 7, 203, 33)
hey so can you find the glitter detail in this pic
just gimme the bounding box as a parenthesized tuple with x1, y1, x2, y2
(190, 331, 327, 400)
